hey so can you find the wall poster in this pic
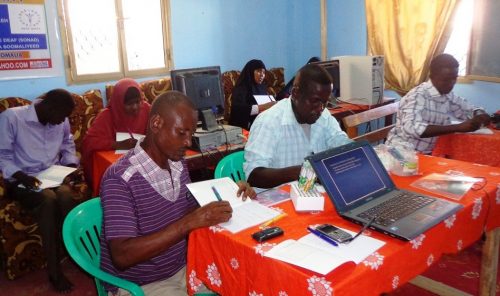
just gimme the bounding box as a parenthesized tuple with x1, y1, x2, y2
(0, 0, 62, 80)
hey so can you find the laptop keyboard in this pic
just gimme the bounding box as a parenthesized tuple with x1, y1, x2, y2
(357, 193, 435, 227)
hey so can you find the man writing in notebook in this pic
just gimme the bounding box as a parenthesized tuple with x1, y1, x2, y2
(0, 89, 81, 293)
(386, 53, 491, 154)
(244, 64, 351, 189)
(99, 91, 254, 296)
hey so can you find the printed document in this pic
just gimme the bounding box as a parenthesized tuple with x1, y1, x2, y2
(253, 95, 275, 105)
(186, 177, 281, 233)
(27, 165, 77, 189)
(264, 227, 385, 275)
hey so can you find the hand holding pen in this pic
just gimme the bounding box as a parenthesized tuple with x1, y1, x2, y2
(13, 171, 41, 191)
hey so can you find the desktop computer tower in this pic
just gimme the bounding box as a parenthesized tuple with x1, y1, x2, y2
(331, 55, 384, 106)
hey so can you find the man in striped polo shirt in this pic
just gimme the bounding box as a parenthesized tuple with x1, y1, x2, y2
(99, 91, 255, 295)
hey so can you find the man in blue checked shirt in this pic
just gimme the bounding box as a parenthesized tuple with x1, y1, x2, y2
(244, 64, 351, 189)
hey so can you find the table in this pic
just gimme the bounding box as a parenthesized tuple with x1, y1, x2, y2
(328, 97, 396, 130)
(91, 143, 245, 195)
(186, 155, 500, 296)
(432, 127, 500, 167)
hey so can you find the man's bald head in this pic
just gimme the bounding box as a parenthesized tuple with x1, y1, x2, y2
(150, 91, 196, 119)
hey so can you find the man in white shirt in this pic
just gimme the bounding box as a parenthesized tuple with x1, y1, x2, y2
(386, 54, 491, 154)
(244, 64, 351, 188)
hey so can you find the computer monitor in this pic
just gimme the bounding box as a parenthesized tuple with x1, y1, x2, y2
(311, 60, 341, 99)
(171, 66, 224, 130)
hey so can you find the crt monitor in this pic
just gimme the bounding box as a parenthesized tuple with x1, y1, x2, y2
(170, 66, 225, 118)
(311, 60, 340, 99)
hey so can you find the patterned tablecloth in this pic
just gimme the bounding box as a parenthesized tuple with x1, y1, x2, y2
(187, 155, 500, 296)
(432, 128, 500, 167)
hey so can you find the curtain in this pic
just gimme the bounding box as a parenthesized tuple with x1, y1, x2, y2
(366, 0, 460, 95)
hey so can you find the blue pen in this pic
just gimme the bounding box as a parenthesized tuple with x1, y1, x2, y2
(307, 226, 338, 247)
(211, 186, 223, 201)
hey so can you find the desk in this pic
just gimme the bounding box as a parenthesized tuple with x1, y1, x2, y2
(432, 128, 500, 167)
(91, 143, 245, 195)
(328, 97, 396, 130)
(186, 155, 500, 295)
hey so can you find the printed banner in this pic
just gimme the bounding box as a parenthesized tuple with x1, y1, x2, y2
(0, 0, 61, 79)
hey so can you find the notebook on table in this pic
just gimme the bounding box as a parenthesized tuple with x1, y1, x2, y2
(306, 141, 463, 241)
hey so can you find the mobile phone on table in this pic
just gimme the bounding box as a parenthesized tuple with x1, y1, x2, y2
(314, 224, 353, 244)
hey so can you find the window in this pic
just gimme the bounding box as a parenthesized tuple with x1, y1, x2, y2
(443, 0, 474, 76)
(58, 0, 172, 83)
(444, 0, 500, 81)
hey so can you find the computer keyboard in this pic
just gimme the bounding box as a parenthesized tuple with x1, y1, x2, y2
(357, 193, 435, 227)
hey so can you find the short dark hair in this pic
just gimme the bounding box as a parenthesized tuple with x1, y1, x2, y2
(293, 64, 332, 94)
(430, 54, 459, 75)
(41, 89, 75, 112)
(150, 90, 196, 118)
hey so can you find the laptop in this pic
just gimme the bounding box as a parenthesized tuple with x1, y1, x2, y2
(306, 140, 463, 241)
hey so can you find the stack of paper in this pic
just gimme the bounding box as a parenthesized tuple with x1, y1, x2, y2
(186, 177, 281, 233)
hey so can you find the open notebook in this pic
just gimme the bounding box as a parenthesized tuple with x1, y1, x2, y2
(264, 227, 384, 275)
(186, 177, 281, 233)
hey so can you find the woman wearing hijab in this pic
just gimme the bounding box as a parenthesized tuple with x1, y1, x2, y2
(229, 59, 275, 130)
(82, 78, 151, 185)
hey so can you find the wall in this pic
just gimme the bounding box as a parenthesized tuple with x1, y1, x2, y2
(0, 0, 498, 113)
(0, 0, 307, 102)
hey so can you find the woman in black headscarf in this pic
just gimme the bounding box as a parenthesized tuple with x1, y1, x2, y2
(229, 59, 275, 130)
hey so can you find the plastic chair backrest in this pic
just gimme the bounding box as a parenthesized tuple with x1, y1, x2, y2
(214, 151, 246, 182)
(62, 198, 144, 296)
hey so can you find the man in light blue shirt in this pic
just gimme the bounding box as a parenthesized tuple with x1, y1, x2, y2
(245, 64, 351, 188)
(0, 89, 80, 293)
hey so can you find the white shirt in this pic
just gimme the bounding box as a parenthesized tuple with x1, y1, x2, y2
(244, 98, 351, 178)
(386, 81, 483, 154)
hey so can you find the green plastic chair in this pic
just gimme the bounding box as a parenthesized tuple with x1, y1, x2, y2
(214, 150, 246, 181)
(62, 198, 144, 296)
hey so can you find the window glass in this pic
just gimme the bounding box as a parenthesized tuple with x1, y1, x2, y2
(66, 0, 120, 75)
(444, 0, 474, 76)
(122, 0, 166, 71)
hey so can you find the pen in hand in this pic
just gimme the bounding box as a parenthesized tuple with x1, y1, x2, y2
(211, 186, 223, 202)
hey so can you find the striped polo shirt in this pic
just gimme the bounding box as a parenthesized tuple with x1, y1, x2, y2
(99, 143, 198, 292)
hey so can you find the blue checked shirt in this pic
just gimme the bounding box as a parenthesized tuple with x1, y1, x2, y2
(386, 81, 484, 154)
(244, 98, 351, 178)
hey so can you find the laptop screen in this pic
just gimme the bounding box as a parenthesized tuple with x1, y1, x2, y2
(308, 141, 395, 213)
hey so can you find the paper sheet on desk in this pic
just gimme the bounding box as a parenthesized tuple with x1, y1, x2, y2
(186, 177, 281, 233)
(264, 230, 384, 275)
(450, 120, 494, 135)
(115, 132, 145, 154)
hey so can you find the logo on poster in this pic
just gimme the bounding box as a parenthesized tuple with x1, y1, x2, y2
(18, 9, 41, 29)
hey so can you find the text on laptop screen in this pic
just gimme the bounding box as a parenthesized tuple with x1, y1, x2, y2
(314, 146, 393, 208)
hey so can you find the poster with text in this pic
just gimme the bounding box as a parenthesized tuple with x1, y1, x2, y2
(0, 0, 62, 80)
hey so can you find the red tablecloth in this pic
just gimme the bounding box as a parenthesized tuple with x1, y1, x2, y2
(432, 128, 500, 167)
(92, 141, 248, 195)
(186, 155, 500, 296)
